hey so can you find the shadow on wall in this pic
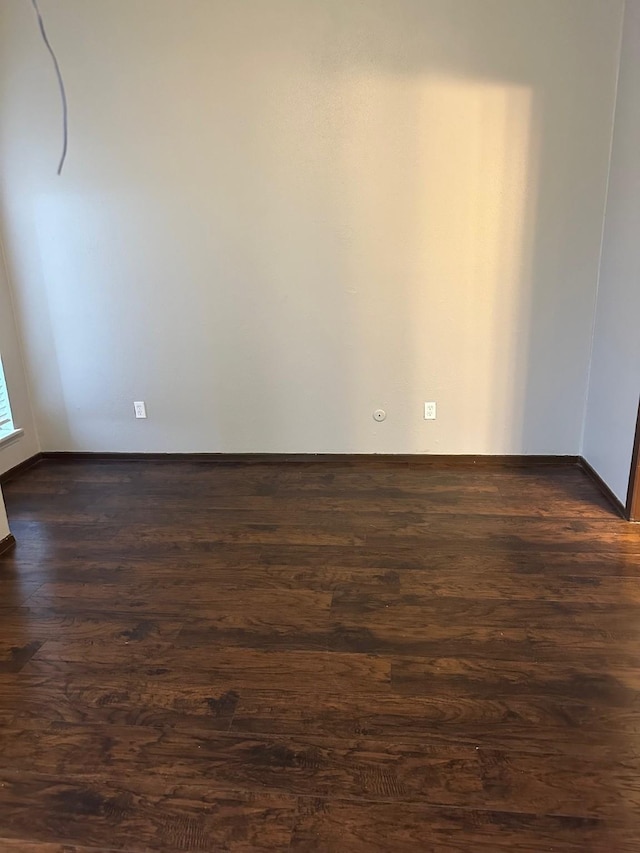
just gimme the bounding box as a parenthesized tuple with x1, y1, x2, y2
(0, 0, 621, 453)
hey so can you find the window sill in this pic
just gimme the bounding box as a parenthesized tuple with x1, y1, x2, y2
(0, 428, 24, 450)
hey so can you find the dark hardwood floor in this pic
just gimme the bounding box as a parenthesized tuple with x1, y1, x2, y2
(1, 457, 640, 851)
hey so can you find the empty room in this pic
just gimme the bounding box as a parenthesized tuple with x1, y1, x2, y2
(1, 0, 640, 850)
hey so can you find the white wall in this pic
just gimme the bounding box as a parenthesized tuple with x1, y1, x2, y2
(0, 0, 623, 454)
(583, 0, 640, 503)
(0, 238, 39, 474)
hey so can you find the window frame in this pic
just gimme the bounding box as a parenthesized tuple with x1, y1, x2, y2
(0, 355, 23, 450)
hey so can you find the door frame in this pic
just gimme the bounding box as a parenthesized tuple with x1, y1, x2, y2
(626, 399, 640, 522)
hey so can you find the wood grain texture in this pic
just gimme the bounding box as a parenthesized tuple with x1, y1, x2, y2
(0, 842, 125, 853)
(1, 457, 640, 850)
(289, 800, 637, 852)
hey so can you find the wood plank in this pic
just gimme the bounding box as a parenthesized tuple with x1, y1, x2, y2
(0, 676, 239, 732)
(0, 771, 295, 852)
(5, 547, 640, 585)
(25, 584, 332, 620)
(0, 841, 124, 853)
(0, 724, 638, 818)
(9, 519, 362, 548)
(7, 559, 640, 605)
(0, 609, 184, 643)
(330, 590, 640, 628)
(390, 656, 640, 706)
(9, 513, 640, 554)
(4, 485, 616, 520)
(24, 649, 391, 695)
(225, 689, 640, 757)
(289, 799, 635, 852)
(3, 676, 640, 757)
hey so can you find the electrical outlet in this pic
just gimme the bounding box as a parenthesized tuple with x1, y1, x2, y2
(134, 401, 147, 419)
(424, 401, 437, 420)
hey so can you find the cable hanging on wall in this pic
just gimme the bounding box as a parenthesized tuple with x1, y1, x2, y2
(30, 0, 68, 175)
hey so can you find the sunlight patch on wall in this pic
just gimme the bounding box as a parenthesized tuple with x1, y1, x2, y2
(337, 73, 535, 451)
